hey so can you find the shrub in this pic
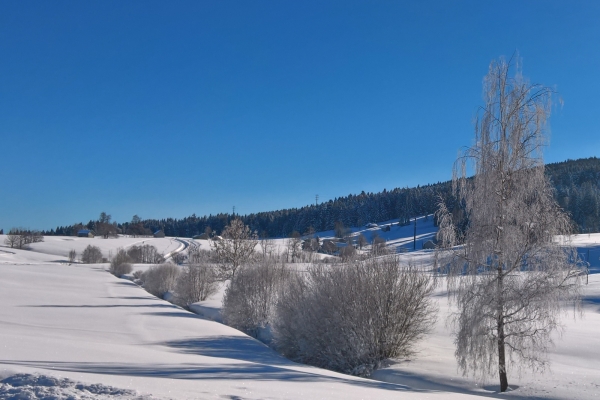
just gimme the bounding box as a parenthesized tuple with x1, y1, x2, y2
(274, 255, 437, 376)
(126, 244, 164, 263)
(175, 264, 218, 308)
(222, 259, 289, 340)
(68, 249, 77, 263)
(142, 264, 180, 298)
(132, 270, 144, 281)
(110, 248, 133, 277)
(81, 245, 103, 264)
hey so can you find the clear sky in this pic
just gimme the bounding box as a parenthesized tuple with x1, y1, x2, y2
(1, 1, 599, 231)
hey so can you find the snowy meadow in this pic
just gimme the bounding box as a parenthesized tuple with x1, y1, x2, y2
(0, 225, 599, 399)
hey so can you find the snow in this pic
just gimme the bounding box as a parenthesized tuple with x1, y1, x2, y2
(0, 230, 599, 399)
(0, 235, 185, 261)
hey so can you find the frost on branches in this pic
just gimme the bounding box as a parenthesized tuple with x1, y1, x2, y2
(435, 56, 584, 392)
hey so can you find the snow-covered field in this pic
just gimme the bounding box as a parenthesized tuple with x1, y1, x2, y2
(0, 228, 599, 399)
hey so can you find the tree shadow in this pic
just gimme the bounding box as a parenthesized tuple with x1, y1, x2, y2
(159, 335, 292, 366)
(101, 296, 157, 301)
(20, 304, 175, 309)
(0, 359, 411, 393)
(372, 367, 547, 400)
(141, 311, 205, 319)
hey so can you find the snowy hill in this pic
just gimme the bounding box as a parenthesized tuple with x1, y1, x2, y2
(0, 231, 599, 399)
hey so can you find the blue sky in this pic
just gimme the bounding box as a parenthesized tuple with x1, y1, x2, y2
(1, 1, 599, 231)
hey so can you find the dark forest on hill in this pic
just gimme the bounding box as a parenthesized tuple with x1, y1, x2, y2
(45, 157, 600, 238)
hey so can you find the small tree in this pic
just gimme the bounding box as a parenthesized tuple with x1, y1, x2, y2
(357, 233, 367, 249)
(259, 237, 276, 259)
(211, 219, 258, 282)
(4, 228, 43, 249)
(68, 249, 77, 263)
(127, 215, 145, 237)
(4, 230, 19, 248)
(286, 231, 302, 262)
(110, 248, 133, 277)
(175, 264, 217, 307)
(223, 258, 289, 340)
(435, 57, 583, 392)
(371, 232, 386, 255)
(142, 264, 181, 298)
(127, 244, 164, 263)
(334, 221, 350, 238)
(171, 251, 186, 265)
(81, 245, 103, 263)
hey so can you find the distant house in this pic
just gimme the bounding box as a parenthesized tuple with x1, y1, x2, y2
(77, 230, 94, 238)
(153, 230, 165, 238)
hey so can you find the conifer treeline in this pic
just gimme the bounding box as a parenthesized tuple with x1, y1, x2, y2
(45, 157, 600, 238)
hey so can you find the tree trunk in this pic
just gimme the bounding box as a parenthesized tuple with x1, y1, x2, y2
(498, 323, 508, 392)
(497, 268, 508, 392)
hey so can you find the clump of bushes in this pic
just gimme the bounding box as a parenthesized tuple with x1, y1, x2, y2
(222, 259, 288, 341)
(141, 264, 181, 299)
(110, 248, 132, 277)
(273, 256, 437, 376)
(175, 264, 218, 308)
(81, 245, 103, 263)
(126, 244, 164, 264)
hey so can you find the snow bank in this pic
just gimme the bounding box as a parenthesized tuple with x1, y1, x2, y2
(0, 373, 159, 399)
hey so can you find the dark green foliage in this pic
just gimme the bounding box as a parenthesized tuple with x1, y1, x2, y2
(43, 157, 600, 237)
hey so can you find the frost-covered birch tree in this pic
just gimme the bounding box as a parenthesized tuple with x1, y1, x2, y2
(212, 218, 258, 282)
(435, 57, 583, 392)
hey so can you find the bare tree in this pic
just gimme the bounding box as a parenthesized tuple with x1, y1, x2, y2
(222, 258, 289, 341)
(175, 264, 217, 308)
(127, 244, 164, 264)
(171, 251, 186, 265)
(4, 228, 44, 249)
(435, 57, 583, 392)
(4, 230, 19, 248)
(110, 248, 132, 277)
(286, 231, 302, 263)
(259, 237, 276, 259)
(142, 264, 181, 299)
(68, 249, 77, 263)
(127, 215, 145, 237)
(371, 232, 386, 255)
(357, 233, 367, 250)
(187, 244, 211, 264)
(96, 212, 117, 239)
(211, 219, 258, 282)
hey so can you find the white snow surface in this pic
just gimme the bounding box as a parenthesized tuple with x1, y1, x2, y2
(0, 229, 599, 399)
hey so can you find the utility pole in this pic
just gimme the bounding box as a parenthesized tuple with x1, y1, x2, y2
(413, 216, 417, 250)
(315, 194, 319, 206)
(232, 206, 235, 217)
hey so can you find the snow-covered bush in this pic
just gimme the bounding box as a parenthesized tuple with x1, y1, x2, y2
(274, 256, 437, 376)
(126, 244, 164, 264)
(175, 264, 217, 308)
(142, 264, 180, 298)
(68, 249, 77, 263)
(109, 248, 132, 277)
(81, 245, 103, 263)
(222, 259, 289, 341)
